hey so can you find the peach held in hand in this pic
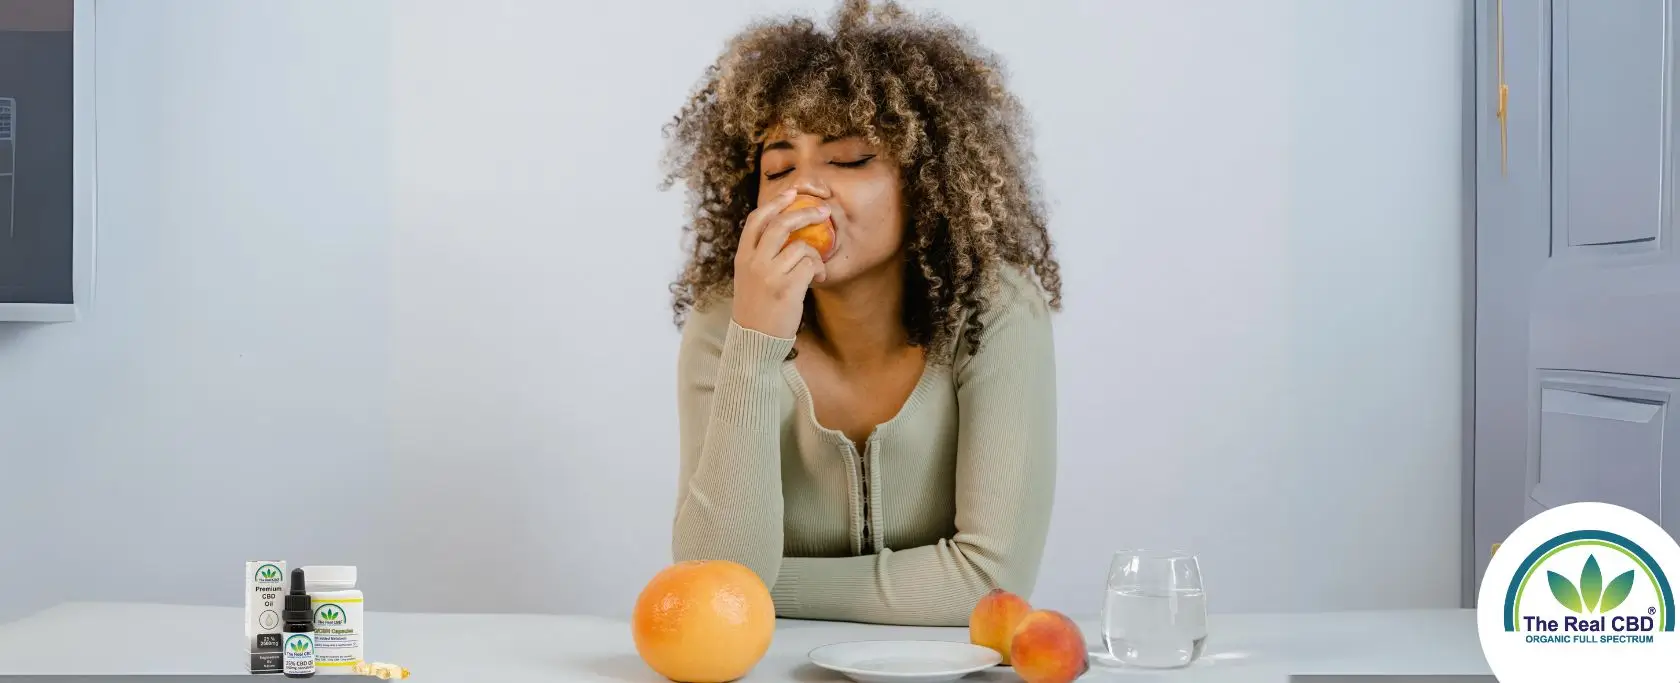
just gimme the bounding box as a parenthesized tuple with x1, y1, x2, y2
(781, 195, 837, 262)
(1009, 609, 1091, 683)
(967, 588, 1032, 664)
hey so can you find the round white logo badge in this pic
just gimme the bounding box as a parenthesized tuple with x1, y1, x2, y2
(1477, 502, 1680, 682)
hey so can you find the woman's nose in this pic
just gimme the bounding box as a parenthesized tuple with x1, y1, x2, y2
(785, 173, 830, 199)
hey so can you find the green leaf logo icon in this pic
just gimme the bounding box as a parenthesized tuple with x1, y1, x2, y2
(1601, 570, 1637, 612)
(1547, 554, 1637, 614)
(325, 609, 339, 620)
(1580, 555, 1603, 611)
(1548, 570, 1583, 613)
(261, 569, 277, 579)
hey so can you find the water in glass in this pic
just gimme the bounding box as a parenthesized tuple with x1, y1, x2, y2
(1101, 549, 1207, 668)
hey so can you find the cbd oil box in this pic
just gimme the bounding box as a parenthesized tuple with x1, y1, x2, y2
(246, 561, 287, 673)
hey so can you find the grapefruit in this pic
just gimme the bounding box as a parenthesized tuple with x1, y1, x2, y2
(631, 560, 775, 683)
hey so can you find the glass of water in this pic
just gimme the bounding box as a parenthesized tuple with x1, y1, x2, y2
(1100, 549, 1208, 668)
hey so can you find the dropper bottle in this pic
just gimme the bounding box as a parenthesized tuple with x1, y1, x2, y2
(281, 568, 316, 678)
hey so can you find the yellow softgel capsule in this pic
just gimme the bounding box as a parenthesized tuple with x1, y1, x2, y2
(350, 661, 410, 679)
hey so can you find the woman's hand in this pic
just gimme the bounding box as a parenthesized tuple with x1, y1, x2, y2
(731, 190, 830, 339)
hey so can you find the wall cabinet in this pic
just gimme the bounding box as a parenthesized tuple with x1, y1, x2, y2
(0, 0, 94, 323)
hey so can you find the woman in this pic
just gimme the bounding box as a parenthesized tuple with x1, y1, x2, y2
(661, 0, 1064, 627)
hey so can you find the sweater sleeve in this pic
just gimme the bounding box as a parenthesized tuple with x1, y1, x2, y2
(769, 271, 1060, 626)
(670, 303, 795, 588)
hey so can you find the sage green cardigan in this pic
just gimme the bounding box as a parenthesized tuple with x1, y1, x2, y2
(671, 265, 1058, 626)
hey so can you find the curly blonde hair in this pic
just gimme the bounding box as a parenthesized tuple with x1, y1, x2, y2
(660, 0, 1062, 363)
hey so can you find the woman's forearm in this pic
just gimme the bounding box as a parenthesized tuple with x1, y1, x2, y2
(770, 530, 1049, 627)
(671, 316, 795, 586)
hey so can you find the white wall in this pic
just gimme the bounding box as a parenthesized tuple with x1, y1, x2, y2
(0, 0, 1465, 621)
(0, 0, 394, 618)
(0, 369, 50, 622)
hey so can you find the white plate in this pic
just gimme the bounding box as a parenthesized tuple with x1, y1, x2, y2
(807, 640, 1003, 683)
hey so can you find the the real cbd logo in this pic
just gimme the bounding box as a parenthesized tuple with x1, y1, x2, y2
(1526, 554, 1656, 633)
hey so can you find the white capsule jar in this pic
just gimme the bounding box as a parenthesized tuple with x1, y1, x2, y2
(301, 565, 364, 674)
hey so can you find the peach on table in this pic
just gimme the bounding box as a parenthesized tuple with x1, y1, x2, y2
(968, 588, 1090, 683)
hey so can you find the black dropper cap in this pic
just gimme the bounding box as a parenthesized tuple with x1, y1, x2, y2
(283, 567, 313, 629)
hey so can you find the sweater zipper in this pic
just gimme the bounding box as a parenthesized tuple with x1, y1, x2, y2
(849, 439, 871, 555)
(860, 442, 872, 554)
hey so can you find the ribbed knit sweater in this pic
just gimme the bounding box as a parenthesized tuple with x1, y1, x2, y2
(671, 265, 1059, 627)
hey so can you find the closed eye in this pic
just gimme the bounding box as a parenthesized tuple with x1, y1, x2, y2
(762, 155, 876, 180)
(832, 155, 875, 168)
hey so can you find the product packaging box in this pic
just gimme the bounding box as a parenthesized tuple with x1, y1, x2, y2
(246, 560, 287, 673)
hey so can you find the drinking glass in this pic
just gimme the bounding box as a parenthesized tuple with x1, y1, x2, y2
(1100, 549, 1207, 668)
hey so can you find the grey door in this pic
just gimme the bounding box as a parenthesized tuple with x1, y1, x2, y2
(1472, 0, 1680, 600)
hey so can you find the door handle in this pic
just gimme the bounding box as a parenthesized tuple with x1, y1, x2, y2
(1495, 0, 1509, 175)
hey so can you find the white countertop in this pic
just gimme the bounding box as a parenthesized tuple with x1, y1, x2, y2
(0, 602, 1491, 681)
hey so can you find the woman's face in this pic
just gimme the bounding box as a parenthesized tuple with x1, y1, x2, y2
(755, 128, 906, 287)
